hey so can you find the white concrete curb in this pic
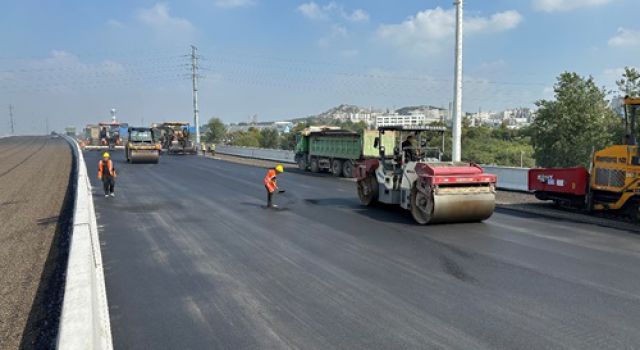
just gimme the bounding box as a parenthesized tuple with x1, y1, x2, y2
(57, 136, 113, 349)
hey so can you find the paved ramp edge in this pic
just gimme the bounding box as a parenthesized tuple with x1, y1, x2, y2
(57, 136, 113, 349)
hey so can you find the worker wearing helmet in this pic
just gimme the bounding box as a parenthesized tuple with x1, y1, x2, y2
(263, 164, 284, 208)
(98, 152, 117, 198)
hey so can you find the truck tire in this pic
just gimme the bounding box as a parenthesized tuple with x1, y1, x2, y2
(331, 159, 343, 177)
(310, 158, 320, 173)
(297, 157, 308, 171)
(342, 160, 354, 178)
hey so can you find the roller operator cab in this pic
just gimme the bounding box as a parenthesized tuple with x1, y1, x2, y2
(354, 125, 497, 225)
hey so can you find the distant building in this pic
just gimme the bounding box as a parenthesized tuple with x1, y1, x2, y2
(273, 121, 294, 133)
(376, 113, 441, 127)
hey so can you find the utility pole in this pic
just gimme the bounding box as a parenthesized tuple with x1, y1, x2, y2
(191, 45, 201, 145)
(452, 0, 464, 162)
(9, 104, 14, 135)
(46, 117, 49, 135)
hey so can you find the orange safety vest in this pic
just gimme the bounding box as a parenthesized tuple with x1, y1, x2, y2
(263, 169, 277, 193)
(98, 159, 116, 178)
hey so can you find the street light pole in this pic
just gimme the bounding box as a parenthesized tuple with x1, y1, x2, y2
(191, 45, 201, 145)
(452, 0, 464, 162)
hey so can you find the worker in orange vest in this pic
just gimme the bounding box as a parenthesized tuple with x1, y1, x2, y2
(263, 164, 284, 208)
(98, 152, 117, 198)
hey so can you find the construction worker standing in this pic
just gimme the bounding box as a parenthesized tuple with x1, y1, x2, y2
(98, 152, 117, 198)
(263, 164, 284, 208)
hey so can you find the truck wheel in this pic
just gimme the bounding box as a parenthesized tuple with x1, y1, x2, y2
(411, 185, 433, 225)
(331, 159, 343, 177)
(342, 160, 354, 178)
(297, 157, 307, 171)
(357, 174, 378, 206)
(310, 158, 320, 173)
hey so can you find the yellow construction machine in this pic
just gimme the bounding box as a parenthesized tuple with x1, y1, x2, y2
(530, 97, 640, 220)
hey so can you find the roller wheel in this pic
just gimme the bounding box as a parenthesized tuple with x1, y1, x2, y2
(310, 158, 320, 173)
(357, 174, 378, 206)
(331, 159, 343, 177)
(627, 200, 640, 223)
(342, 160, 354, 178)
(297, 157, 307, 171)
(411, 185, 434, 225)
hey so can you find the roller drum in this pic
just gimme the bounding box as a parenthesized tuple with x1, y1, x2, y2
(412, 186, 495, 224)
(431, 191, 495, 224)
(129, 150, 159, 164)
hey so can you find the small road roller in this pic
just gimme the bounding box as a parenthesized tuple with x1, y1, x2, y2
(125, 127, 161, 164)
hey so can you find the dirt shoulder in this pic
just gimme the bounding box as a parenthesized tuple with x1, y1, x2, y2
(496, 190, 640, 233)
(0, 136, 74, 350)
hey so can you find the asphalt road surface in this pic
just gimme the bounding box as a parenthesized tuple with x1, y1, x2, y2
(0, 136, 72, 350)
(85, 151, 640, 350)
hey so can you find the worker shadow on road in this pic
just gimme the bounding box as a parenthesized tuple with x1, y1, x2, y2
(304, 198, 416, 225)
(240, 202, 292, 211)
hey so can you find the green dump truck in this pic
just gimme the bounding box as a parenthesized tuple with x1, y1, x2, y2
(295, 127, 395, 177)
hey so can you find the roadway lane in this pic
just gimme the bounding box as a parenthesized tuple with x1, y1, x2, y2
(85, 151, 640, 350)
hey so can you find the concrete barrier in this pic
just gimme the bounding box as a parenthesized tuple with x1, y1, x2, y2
(57, 136, 113, 349)
(216, 145, 297, 164)
(482, 165, 530, 192)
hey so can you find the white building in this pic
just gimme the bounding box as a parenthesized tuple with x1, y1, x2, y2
(376, 113, 442, 127)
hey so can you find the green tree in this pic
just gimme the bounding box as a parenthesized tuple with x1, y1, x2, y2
(259, 128, 280, 148)
(204, 117, 226, 143)
(531, 72, 621, 168)
(229, 130, 260, 147)
(279, 123, 307, 150)
(616, 67, 640, 97)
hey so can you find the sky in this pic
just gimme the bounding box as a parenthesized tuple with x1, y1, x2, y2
(0, 0, 638, 133)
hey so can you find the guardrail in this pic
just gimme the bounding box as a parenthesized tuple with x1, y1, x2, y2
(58, 136, 113, 349)
(215, 145, 531, 191)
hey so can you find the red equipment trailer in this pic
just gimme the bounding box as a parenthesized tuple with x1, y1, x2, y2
(528, 167, 590, 207)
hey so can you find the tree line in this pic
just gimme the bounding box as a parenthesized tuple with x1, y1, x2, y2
(203, 67, 640, 168)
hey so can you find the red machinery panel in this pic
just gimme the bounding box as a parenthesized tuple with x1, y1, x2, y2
(354, 159, 379, 180)
(528, 167, 589, 195)
(415, 163, 497, 186)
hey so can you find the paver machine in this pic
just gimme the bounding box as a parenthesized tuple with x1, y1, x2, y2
(158, 122, 197, 154)
(354, 125, 497, 224)
(125, 127, 161, 163)
(98, 122, 126, 150)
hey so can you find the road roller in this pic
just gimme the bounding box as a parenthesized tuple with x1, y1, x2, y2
(125, 127, 161, 164)
(354, 125, 497, 224)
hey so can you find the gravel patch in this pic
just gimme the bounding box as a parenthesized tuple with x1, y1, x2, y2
(0, 136, 74, 350)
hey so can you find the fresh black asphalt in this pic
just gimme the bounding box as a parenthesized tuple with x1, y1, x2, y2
(85, 151, 640, 349)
